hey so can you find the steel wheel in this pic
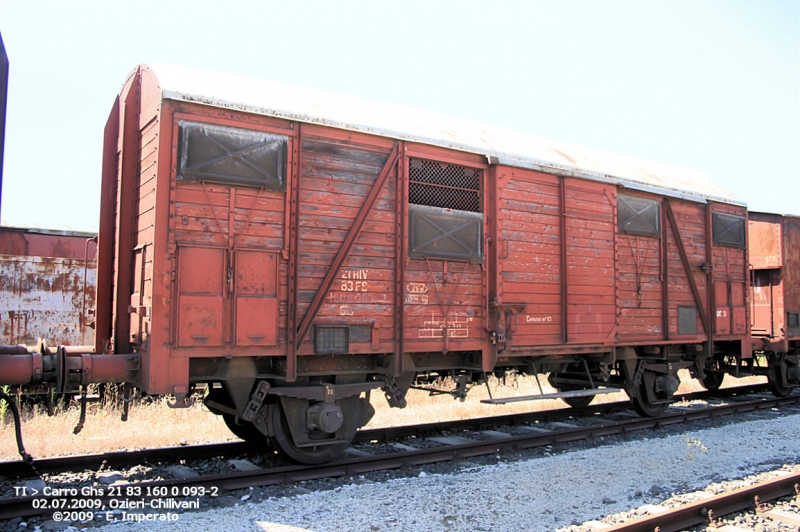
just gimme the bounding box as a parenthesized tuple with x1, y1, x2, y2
(269, 398, 359, 465)
(700, 371, 725, 391)
(222, 413, 267, 444)
(768, 357, 795, 398)
(630, 374, 669, 417)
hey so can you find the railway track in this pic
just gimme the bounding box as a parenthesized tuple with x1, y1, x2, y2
(0, 385, 797, 523)
(0, 384, 769, 478)
(604, 471, 800, 531)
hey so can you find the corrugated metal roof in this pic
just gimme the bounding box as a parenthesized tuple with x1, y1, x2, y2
(150, 63, 741, 206)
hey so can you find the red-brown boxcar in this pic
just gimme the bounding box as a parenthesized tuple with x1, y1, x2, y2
(0, 64, 796, 463)
(748, 212, 800, 395)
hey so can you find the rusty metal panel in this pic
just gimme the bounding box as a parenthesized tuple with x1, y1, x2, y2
(748, 219, 782, 269)
(0, 227, 97, 260)
(0, 254, 96, 346)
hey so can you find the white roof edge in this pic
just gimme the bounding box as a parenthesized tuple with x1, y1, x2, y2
(153, 63, 743, 207)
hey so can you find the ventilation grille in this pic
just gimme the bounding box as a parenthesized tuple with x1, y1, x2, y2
(315, 326, 349, 355)
(409, 158, 481, 213)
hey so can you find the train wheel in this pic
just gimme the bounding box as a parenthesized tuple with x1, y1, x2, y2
(767, 356, 794, 398)
(558, 386, 594, 408)
(269, 397, 360, 464)
(222, 413, 267, 444)
(700, 371, 725, 391)
(630, 372, 671, 417)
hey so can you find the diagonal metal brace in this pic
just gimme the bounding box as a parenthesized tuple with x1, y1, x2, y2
(295, 143, 400, 350)
(665, 198, 712, 337)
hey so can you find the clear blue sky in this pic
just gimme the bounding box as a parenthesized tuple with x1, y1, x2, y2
(0, 0, 797, 232)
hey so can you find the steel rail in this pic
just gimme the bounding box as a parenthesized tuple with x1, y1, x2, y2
(0, 384, 769, 479)
(603, 471, 800, 532)
(0, 389, 796, 522)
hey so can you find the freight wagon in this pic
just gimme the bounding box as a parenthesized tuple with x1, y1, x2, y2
(0, 64, 796, 464)
(0, 226, 97, 347)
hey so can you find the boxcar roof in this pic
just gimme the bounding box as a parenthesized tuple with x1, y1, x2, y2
(150, 63, 741, 206)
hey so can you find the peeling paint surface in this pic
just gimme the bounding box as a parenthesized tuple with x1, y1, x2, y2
(0, 254, 96, 346)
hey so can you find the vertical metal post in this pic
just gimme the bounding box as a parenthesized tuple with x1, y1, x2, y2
(286, 124, 302, 382)
(394, 143, 407, 377)
(560, 178, 569, 344)
(661, 201, 669, 340)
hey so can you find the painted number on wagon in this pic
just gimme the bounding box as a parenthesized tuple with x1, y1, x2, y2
(340, 269, 369, 292)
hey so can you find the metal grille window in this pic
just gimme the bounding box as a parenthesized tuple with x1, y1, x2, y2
(314, 326, 349, 354)
(178, 121, 287, 190)
(409, 158, 481, 213)
(618, 194, 660, 236)
(407, 158, 484, 263)
(712, 212, 746, 248)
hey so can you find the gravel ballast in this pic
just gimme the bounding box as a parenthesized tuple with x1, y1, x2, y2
(95, 411, 800, 532)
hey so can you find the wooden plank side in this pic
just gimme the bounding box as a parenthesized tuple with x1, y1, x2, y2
(495, 168, 564, 346)
(783, 217, 800, 339)
(564, 178, 616, 343)
(664, 199, 708, 337)
(159, 111, 295, 368)
(296, 135, 397, 349)
(617, 229, 664, 339)
(709, 203, 748, 338)
(396, 149, 488, 356)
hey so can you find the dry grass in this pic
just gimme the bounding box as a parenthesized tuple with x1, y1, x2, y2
(0, 371, 766, 461)
(0, 398, 236, 461)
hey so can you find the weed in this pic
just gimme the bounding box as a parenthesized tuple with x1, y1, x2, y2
(683, 436, 709, 462)
(0, 385, 9, 424)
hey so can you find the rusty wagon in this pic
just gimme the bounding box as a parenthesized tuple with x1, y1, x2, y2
(0, 63, 797, 463)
